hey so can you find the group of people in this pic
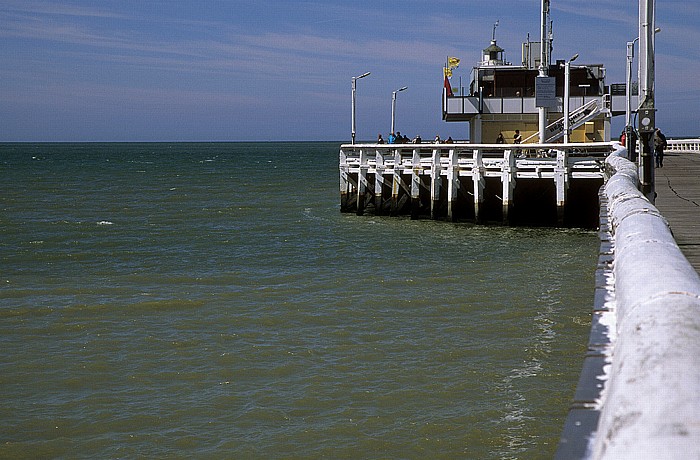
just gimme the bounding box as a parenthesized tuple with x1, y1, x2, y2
(619, 127, 667, 168)
(376, 132, 454, 144)
(495, 130, 522, 144)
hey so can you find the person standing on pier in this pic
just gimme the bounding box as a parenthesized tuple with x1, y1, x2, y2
(513, 130, 522, 144)
(377, 133, 385, 144)
(655, 128, 667, 168)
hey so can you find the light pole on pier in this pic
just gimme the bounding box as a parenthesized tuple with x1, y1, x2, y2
(626, 26, 660, 163)
(638, 0, 659, 201)
(351, 72, 371, 144)
(538, 0, 551, 143)
(563, 53, 579, 144)
(391, 86, 408, 135)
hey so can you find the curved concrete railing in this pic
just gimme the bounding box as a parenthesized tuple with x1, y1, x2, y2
(558, 143, 700, 458)
(593, 146, 700, 458)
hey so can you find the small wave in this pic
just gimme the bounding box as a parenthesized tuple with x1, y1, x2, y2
(96, 221, 114, 226)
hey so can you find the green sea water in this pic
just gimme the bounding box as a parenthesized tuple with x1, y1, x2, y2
(0, 142, 597, 458)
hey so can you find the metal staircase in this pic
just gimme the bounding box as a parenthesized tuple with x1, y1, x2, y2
(523, 99, 601, 143)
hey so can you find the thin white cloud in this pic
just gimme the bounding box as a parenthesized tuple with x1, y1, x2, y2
(0, 0, 126, 19)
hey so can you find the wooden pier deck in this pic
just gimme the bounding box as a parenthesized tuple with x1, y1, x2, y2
(654, 151, 700, 269)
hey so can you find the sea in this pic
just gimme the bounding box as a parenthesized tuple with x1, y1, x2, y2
(0, 142, 598, 459)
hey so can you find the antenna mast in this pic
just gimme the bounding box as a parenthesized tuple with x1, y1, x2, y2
(538, 0, 550, 143)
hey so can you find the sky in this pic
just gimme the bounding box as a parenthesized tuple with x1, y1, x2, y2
(1, 0, 698, 142)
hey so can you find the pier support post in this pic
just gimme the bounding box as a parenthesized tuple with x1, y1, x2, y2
(447, 148, 459, 222)
(374, 149, 385, 214)
(555, 149, 568, 225)
(473, 149, 485, 223)
(502, 149, 516, 224)
(356, 148, 368, 216)
(391, 149, 406, 215)
(339, 148, 352, 212)
(430, 148, 442, 219)
(411, 149, 421, 219)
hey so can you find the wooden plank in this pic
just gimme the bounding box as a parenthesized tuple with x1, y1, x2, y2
(654, 152, 700, 271)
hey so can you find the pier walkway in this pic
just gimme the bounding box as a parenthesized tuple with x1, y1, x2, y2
(654, 151, 700, 269)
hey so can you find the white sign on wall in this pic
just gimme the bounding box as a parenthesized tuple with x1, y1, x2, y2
(535, 76, 557, 108)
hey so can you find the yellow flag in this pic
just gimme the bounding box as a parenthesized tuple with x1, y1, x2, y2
(448, 57, 460, 69)
(444, 67, 452, 77)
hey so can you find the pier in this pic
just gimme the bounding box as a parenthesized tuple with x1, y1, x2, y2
(556, 142, 700, 459)
(339, 142, 614, 227)
(655, 141, 700, 267)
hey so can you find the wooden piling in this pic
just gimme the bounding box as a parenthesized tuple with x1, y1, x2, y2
(410, 149, 421, 219)
(374, 149, 385, 214)
(472, 149, 485, 223)
(555, 149, 568, 225)
(430, 148, 441, 219)
(447, 148, 459, 222)
(356, 148, 368, 215)
(502, 149, 515, 224)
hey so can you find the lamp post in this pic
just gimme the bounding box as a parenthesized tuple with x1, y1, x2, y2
(625, 37, 640, 161)
(626, 27, 659, 161)
(563, 53, 579, 144)
(638, 0, 659, 201)
(625, 38, 639, 131)
(351, 72, 371, 144)
(391, 86, 408, 135)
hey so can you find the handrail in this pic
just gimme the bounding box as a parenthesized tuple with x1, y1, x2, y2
(666, 138, 700, 153)
(522, 99, 600, 144)
(341, 141, 614, 152)
(558, 143, 700, 458)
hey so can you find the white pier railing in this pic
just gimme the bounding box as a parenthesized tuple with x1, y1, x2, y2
(339, 142, 615, 226)
(556, 144, 700, 459)
(666, 138, 700, 153)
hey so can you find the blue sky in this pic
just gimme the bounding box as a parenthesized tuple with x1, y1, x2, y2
(1, 0, 698, 141)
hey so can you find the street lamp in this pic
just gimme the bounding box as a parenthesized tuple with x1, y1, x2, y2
(391, 86, 408, 135)
(563, 53, 579, 143)
(625, 27, 659, 160)
(351, 72, 371, 144)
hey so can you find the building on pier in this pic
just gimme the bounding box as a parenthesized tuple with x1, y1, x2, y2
(340, 5, 630, 228)
(442, 28, 627, 144)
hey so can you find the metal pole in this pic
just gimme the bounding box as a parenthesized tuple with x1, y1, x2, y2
(638, 0, 655, 201)
(538, 0, 550, 143)
(391, 86, 407, 135)
(351, 72, 370, 144)
(626, 39, 638, 161)
(351, 78, 356, 144)
(625, 40, 636, 129)
(391, 91, 396, 135)
(564, 54, 578, 144)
